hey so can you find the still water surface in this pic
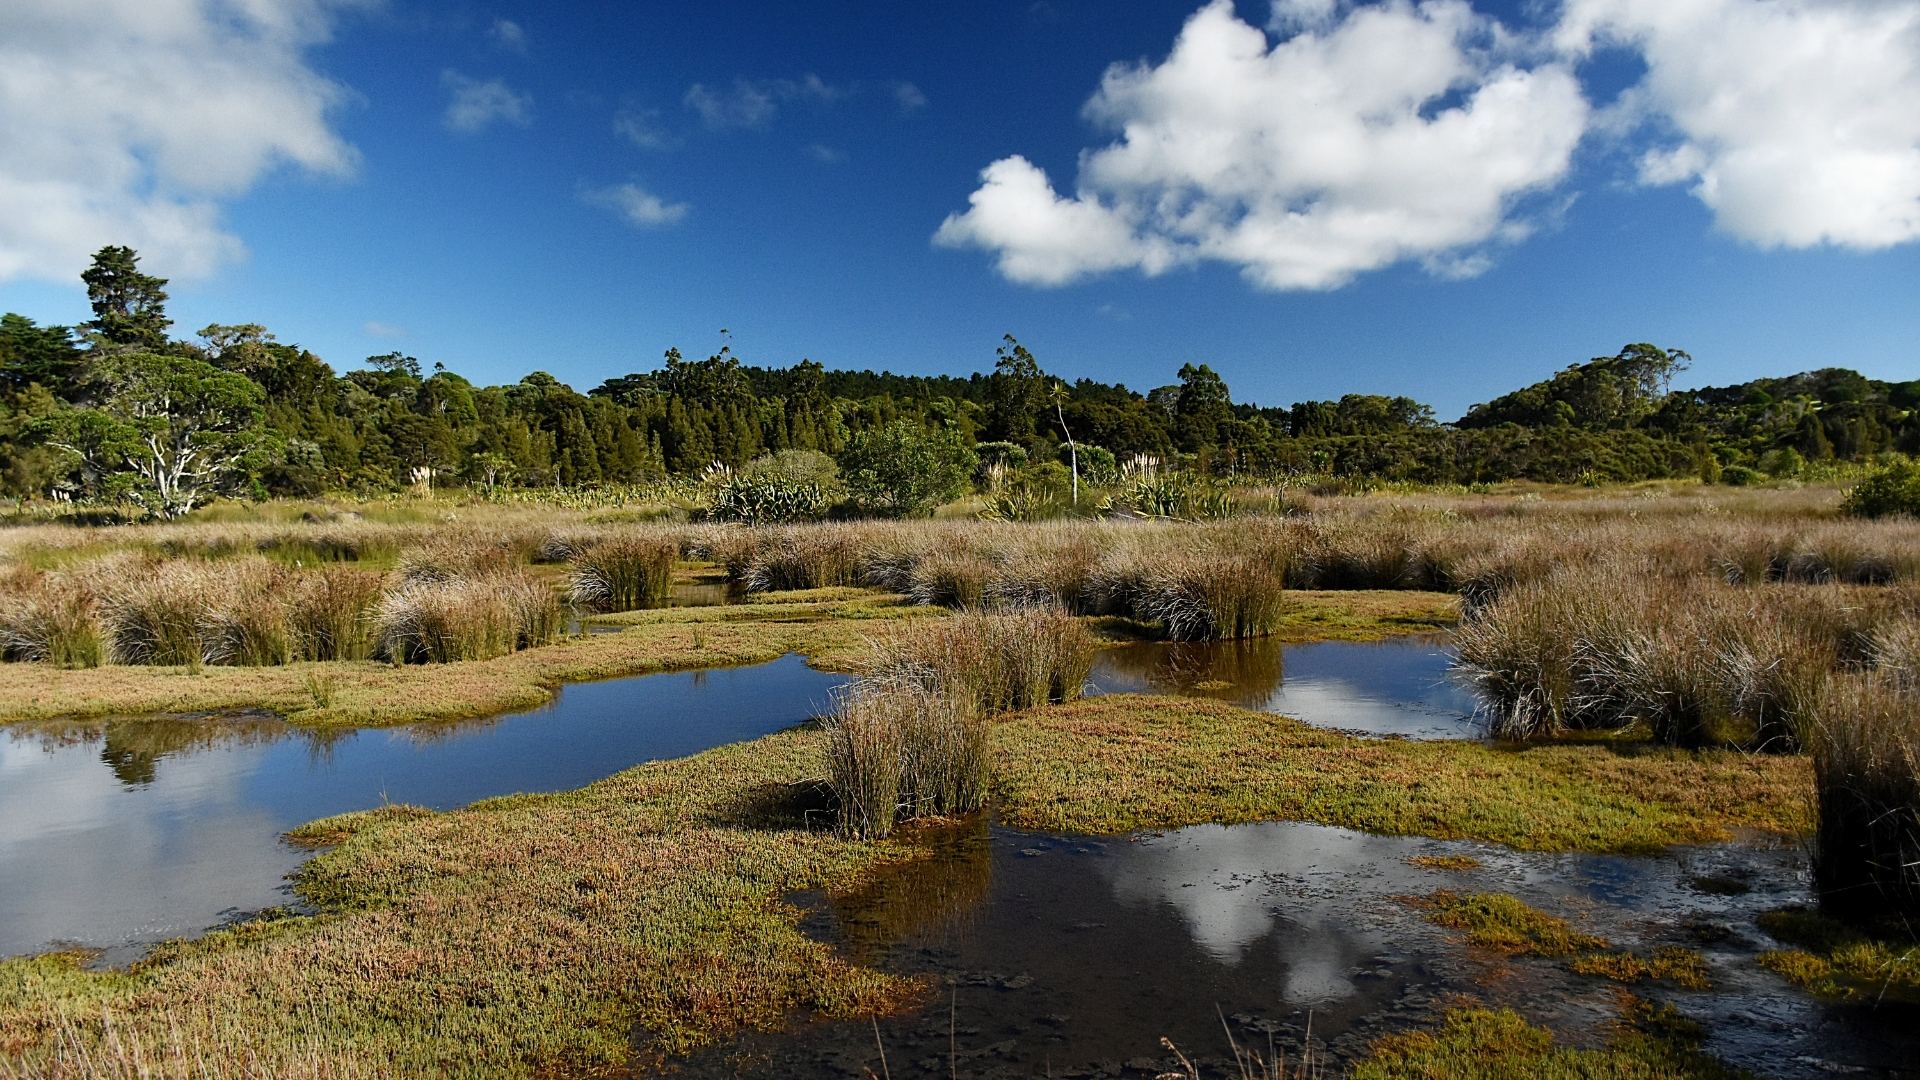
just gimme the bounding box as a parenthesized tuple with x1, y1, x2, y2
(0, 653, 844, 960)
(1089, 634, 1481, 739)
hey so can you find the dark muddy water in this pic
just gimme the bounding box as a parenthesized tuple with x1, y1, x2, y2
(1089, 634, 1483, 739)
(0, 653, 844, 962)
(685, 820, 1918, 1079)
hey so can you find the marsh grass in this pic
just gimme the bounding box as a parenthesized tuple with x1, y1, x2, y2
(373, 570, 560, 664)
(202, 564, 296, 667)
(0, 576, 102, 668)
(564, 534, 677, 612)
(828, 608, 1096, 836)
(287, 567, 383, 662)
(1808, 674, 1920, 922)
(740, 528, 867, 593)
(871, 608, 1096, 714)
(99, 564, 223, 667)
(826, 679, 987, 839)
(1130, 547, 1288, 641)
(1453, 566, 1909, 749)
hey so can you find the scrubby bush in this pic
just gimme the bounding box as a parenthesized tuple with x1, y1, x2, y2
(703, 452, 842, 524)
(839, 421, 976, 518)
(1842, 461, 1920, 519)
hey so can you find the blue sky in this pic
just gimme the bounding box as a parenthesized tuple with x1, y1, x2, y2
(1, 0, 1916, 419)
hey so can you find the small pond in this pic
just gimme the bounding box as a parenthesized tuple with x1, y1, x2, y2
(683, 820, 1918, 1078)
(1088, 634, 1483, 739)
(0, 653, 845, 962)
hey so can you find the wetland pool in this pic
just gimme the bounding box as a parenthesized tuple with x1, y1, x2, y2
(686, 820, 1917, 1079)
(1089, 633, 1482, 739)
(0, 653, 845, 961)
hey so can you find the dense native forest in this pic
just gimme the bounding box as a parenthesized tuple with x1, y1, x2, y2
(1, 247, 1915, 517)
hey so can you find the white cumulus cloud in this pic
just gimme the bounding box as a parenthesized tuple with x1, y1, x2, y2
(936, 0, 1588, 290)
(442, 71, 533, 133)
(0, 0, 363, 284)
(1559, 0, 1920, 250)
(584, 183, 690, 228)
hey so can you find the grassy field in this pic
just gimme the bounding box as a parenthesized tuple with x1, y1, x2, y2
(0, 485, 1916, 1076)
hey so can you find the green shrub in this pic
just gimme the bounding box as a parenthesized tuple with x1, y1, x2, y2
(1841, 461, 1920, 518)
(839, 421, 976, 518)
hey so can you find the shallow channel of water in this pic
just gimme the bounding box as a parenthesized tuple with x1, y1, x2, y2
(1088, 634, 1483, 739)
(0, 652, 844, 962)
(685, 820, 1918, 1079)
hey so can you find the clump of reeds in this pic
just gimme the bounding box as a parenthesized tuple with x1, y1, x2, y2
(1454, 565, 1871, 747)
(565, 534, 677, 611)
(872, 608, 1096, 713)
(1808, 673, 1920, 923)
(202, 561, 296, 667)
(983, 532, 1103, 612)
(288, 566, 385, 661)
(827, 609, 1096, 837)
(1451, 575, 1584, 739)
(0, 574, 103, 668)
(394, 538, 517, 586)
(907, 549, 996, 609)
(825, 678, 985, 839)
(741, 528, 867, 592)
(99, 563, 225, 667)
(1128, 547, 1288, 641)
(374, 570, 559, 663)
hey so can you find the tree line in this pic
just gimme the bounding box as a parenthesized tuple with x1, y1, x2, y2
(0, 247, 1914, 517)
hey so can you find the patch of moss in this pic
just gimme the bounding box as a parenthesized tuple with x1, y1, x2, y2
(991, 694, 1811, 853)
(1756, 907, 1920, 1003)
(1408, 853, 1482, 872)
(1353, 1000, 1746, 1079)
(1416, 891, 1712, 990)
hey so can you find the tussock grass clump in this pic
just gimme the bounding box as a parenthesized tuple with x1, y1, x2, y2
(565, 534, 677, 612)
(1451, 576, 1584, 738)
(1130, 547, 1288, 641)
(741, 528, 867, 593)
(1454, 565, 1888, 748)
(374, 570, 560, 663)
(0, 575, 102, 668)
(906, 549, 996, 609)
(99, 563, 226, 666)
(394, 538, 518, 586)
(826, 679, 986, 839)
(1808, 674, 1920, 923)
(872, 608, 1097, 714)
(202, 562, 296, 667)
(829, 609, 1096, 836)
(983, 533, 1103, 612)
(288, 566, 384, 661)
